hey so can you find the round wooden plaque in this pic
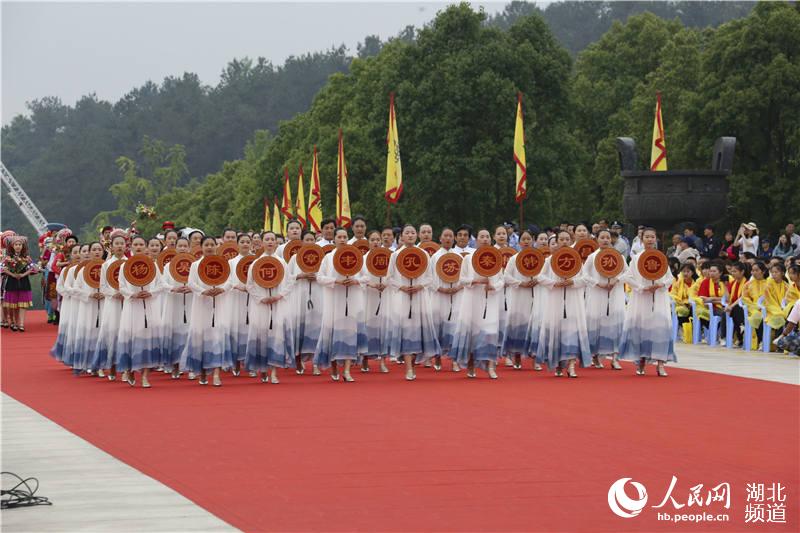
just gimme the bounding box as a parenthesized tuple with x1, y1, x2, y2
(251, 256, 284, 289)
(217, 242, 239, 261)
(550, 247, 583, 279)
(106, 259, 125, 290)
(296, 245, 324, 274)
(396, 246, 429, 280)
(168, 253, 195, 284)
(366, 248, 391, 278)
(515, 248, 545, 278)
(594, 248, 625, 278)
(198, 255, 230, 286)
(471, 246, 503, 278)
(82, 259, 104, 289)
(436, 252, 463, 284)
(282, 240, 303, 263)
(420, 241, 441, 256)
(498, 246, 517, 268)
(321, 244, 335, 255)
(575, 238, 599, 263)
(123, 254, 157, 287)
(333, 245, 364, 277)
(157, 248, 177, 272)
(352, 239, 370, 255)
(236, 254, 257, 284)
(637, 249, 669, 281)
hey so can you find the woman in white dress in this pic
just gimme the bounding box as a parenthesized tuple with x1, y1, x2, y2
(224, 233, 252, 376)
(245, 231, 296, 383)
(313, 228, 366, 382)
(493, 225, 512, 367)
(581, 229, 627, 370)
(159, 237, 193, 378)
(536, 230, 591, 378)
(71, 242, 107, 373)
(526, 231, 551, 371)
(290, 230, 323, 375)
(180, 236, 232, 386)
(50, 243, 81, 364)
(451, 229, 504, 379)
(619, 227, 676, 376)
(430, 227, 463, 371)
(116, 236, 164, 388)
(502, 230, 537, 369)
(385, 225, 441, 381)
(89, 234, 128, 379)
(61, 243, 91, 370)
(360, 230, 390, 373)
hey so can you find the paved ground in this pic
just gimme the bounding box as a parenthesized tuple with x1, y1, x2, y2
(1, 395, 236, 533)
(2, 342, 797, 532)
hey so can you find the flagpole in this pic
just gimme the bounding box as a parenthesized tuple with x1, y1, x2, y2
(519, 199, 524, 229)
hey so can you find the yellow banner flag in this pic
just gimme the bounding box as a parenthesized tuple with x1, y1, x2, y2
(295, 164, 307, 228)
(307, 146, 323, 233)
(336, 129, 351, 228)
(263, 197, 270, 232)
(385, 92, 403, 204)
(650, 91, 668, 171)
(514, 92, 527, 203)
(272, 196, 283, 235)
(281, 167, 293, 229)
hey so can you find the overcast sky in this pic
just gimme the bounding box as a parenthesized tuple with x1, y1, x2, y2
(2, 1, 511, 125)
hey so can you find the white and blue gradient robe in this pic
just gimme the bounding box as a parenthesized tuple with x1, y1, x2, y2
(582, 248, 628, 358)
(430, 248, 463, 357)
(59, 267, 83, 367)
(50, 265, 77, 363)
(313, 253, 367, 369)
(536, 256, 592, 369)
(179, 261, 233, 373)
(450, 251, 504, 370)
(502, 254, 540, 357)
(71, 267, 105, 371)
(288, 253, 322, 361)
(223, 254, 251, 363)
(159, 265, 193, 368)
(116, 269, 164, 372)
(618, 253, 677, 363)
(245, 254, 296, 371)
(90, 256, 126, 371)
(384, 246, 441, 362)
(360, 266, 388, 359)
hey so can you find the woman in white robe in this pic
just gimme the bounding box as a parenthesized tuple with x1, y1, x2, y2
(223, 233, 252, 376)
(536, 230, 592, 378)
(502, 230, 538, 369)
(116, 237, 164, 388)
(179, 236, 232, 386)
(89, 235, 128, 379)
(61, 244, 91, 370)
(245, 231, 296, 383)
(581, 229, 627, 370)
(159, 237, 193, 378)
(50, 244, 81, 364)
(525, 231, 552, 371)
(359, 230, 390, 373)
(71, 242, 107, 373)
(313, 228, 367, 382)
(429, 227, 463, 371)
(385, 225, 441, 381)
(288, 231, 323, 375)
(492, 225, 513, 367)
(451, 229, 504, 379)
(618, 227, 676, 376)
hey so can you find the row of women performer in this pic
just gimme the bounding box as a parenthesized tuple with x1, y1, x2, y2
(50, 222, 675, 387)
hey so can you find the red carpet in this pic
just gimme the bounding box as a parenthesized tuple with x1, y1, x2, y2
(2, 311, 798, 532)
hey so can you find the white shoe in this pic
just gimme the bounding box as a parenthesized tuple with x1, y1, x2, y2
(270, 373, 280, 384)
(379, 361, 389, 373)
(188, 372, 196, 380)
(504, 356, 513, 367)
(452, 362, 461, 372)
(405, 370, 416, 381)
(97, 369, 105, 378)
(487, 367, 498, 379)
(343, 371, 355, 382)
(533, 362, 543, 371)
